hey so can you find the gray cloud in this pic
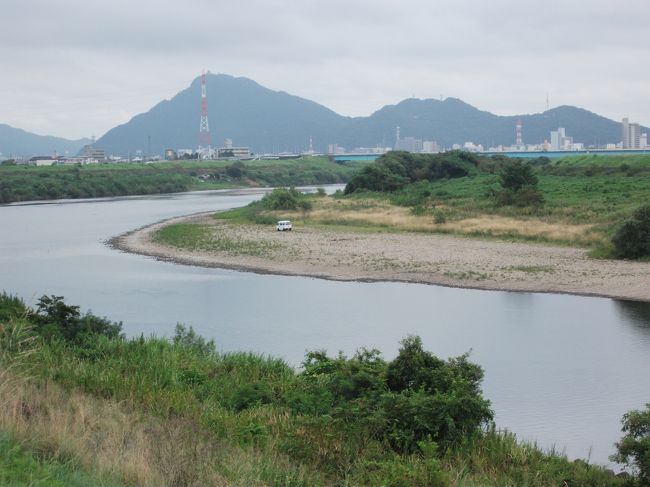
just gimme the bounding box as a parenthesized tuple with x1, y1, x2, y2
(0, 0, 648, 139)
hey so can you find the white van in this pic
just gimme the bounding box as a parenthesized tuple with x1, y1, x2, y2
(276, 220, 292, 231)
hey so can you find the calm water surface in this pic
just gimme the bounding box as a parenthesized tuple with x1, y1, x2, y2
(1, 189, 649, 467)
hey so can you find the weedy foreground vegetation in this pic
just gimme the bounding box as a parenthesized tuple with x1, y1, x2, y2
(0, 156, 361, 204)
(212, 152, 650, 259)
(1, 293, 640, 486)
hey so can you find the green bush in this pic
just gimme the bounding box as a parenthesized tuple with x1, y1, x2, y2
(33, 295, 122, 343)
(291, 336, 493, 454)
(612, 205, 650, 259)
(0, 292, 28, 323)
(345, 151, 478, 194)
(232, 381, 274, 411)
(611, 403, 650, 486)
(258, 187, 313, 211)
(495, 160, 543, 207)
(499, 160, 538, 192)
(173, 323, 216, 356)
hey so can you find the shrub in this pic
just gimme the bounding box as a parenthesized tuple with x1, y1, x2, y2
(173, 323, 216, 356)
(258, 187, 312, 211)
(612, 205, 650, 259)
(225, 162, 244, 179)
(33, 295, 122, 343)
(495, 160, 543, 207)
(499, 160, 538, 193)
(344, 151, 477, 194)
(232, 381, 274, 411)
(0, 293, 28, 323)
(611, 403, 650, 485)
(292, 336, 493, 454)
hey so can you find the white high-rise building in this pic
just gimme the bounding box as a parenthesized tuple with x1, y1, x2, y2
(621, 118, 643, 149)
(550, 127, 571, 150)
(629, 123, 641, 149)
(622, 118, 630, 149)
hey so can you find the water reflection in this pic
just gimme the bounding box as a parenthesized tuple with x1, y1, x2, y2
(615, 300, 650, 329)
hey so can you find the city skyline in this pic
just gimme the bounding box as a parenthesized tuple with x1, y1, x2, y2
(1, 0, 649, 140)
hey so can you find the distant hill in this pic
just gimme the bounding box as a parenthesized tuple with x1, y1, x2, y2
(90, 74, 648, 155)
(340, 99, 640, 149)
(0, 124, 90, 158)
(97, 74, 349, 156)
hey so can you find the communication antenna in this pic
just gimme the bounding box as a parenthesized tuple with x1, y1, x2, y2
(198, 70, 212, 153)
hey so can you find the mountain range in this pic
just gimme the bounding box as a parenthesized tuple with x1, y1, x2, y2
(0, 124, 90, 159)
(2, 74, 647, 157)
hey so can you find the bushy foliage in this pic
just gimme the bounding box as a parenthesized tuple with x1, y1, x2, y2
(344, 151, 478, 194)
(499, 160, 538, 192)
(0, 292, 28, 323)
(0, 170, 193, 203)
(289, 336, 493, 454)
(495, 160, 544, 207)
(258, 187, 312, 211)
(173, 323, 216, 356)
(612, 205, 650, 259)
(0, 157, 360, 204)
(611, 403, 650, 486)
(33, 295, 122, 343)
(225, 162, 244, 179)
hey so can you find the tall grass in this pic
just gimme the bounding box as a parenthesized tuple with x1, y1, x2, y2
(0, 294, 626, 486)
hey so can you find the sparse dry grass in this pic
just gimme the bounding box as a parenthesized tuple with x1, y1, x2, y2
(270, 197, 601, 245)
(0, 376, 230, 487)
(437, 215, 599, 243)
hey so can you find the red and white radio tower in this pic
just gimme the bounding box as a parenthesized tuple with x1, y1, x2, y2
(198, 71, 212, 154)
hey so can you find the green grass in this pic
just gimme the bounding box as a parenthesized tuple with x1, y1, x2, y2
(154, 222, 283, 257)
(0, 156, 365, 204)
(0, 293, 628, 487)
(0, 430, 124, 487)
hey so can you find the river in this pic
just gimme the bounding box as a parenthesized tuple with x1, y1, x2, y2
(1, 188, 649, 467)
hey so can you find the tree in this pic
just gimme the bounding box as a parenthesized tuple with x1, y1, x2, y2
(612, 205, 650, 259)
(35, 295, 122, 342)
(496, 160, 543, 207)
(499, 160, 538, 192)
(611, 403, 650, 486)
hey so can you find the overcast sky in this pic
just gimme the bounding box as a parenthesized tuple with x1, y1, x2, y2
(1, 0, 648, 139)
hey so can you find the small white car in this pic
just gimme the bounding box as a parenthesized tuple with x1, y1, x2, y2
(276, 220, 292, 231)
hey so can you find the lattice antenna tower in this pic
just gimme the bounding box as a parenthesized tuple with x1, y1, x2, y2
(199, 71, 212, 153)
(516, 118, 523, 147)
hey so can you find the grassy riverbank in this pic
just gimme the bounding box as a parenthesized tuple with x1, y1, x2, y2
(212, 154, 650, 253)
(0, 293, 626, 486)
(0, 156, 361, 204)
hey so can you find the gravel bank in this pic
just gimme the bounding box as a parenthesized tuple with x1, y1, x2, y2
(109, 213, 650, 302)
